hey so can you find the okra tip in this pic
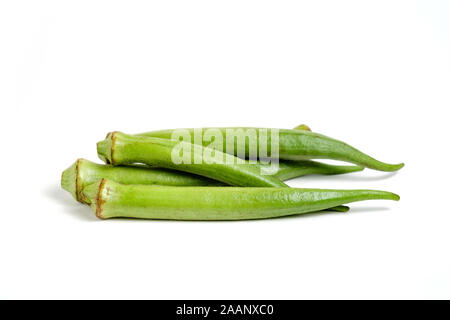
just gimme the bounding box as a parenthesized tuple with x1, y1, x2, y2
(371, 190, 400, 201)
(385, 191, 400, 201)
(330, 164, 364, 174)
(61, 159, 82, 201)
(374, 162, 404, 172)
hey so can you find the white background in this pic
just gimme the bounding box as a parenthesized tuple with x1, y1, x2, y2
(1, 0, 449, 299)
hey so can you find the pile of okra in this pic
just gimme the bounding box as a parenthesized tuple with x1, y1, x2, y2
(62, 125, 403, 220)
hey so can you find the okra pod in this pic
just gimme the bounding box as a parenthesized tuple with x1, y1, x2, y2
(82, 179, 399, 220)
(61, 158, 222, 203)
(61, 159, 363, 204)
(138, 128, 403, 172)
(97, 132, 288, 188)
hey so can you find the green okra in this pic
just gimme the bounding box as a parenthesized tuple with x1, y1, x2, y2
(137, 128, 404, 172)
(82, 179, 399, 220)
(97, 132, 288, 188)
(61, 159, 363, 204)
(61, 158, 223, 204)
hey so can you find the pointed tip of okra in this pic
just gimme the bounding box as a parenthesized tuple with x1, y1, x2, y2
(392, 163, 405, 171)
(377, 162, 405, 172)
(379, 190, 400, 201)
(344, 189, 400, 202)
(357, 159, 404, 172)
(97, 132, 115, 164)
(61, 159, 82, 201)
(391, 192, 400, 201)
(337, 189, 400, 204)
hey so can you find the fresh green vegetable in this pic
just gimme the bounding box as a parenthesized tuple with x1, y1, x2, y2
(61, 159, 363, 204)
(97, 132, 288, 188)
(61, 158, 222, 203)
(137, 128, 403, 172)
(82, 179, 399, 220)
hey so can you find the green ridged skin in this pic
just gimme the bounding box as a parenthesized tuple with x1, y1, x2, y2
(97, 132, 288, 188)
(61, 159, 363, 204)
(61, 158, 223, 203)
(137, 128, 404, 172)
(82, 179, 399, 220)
